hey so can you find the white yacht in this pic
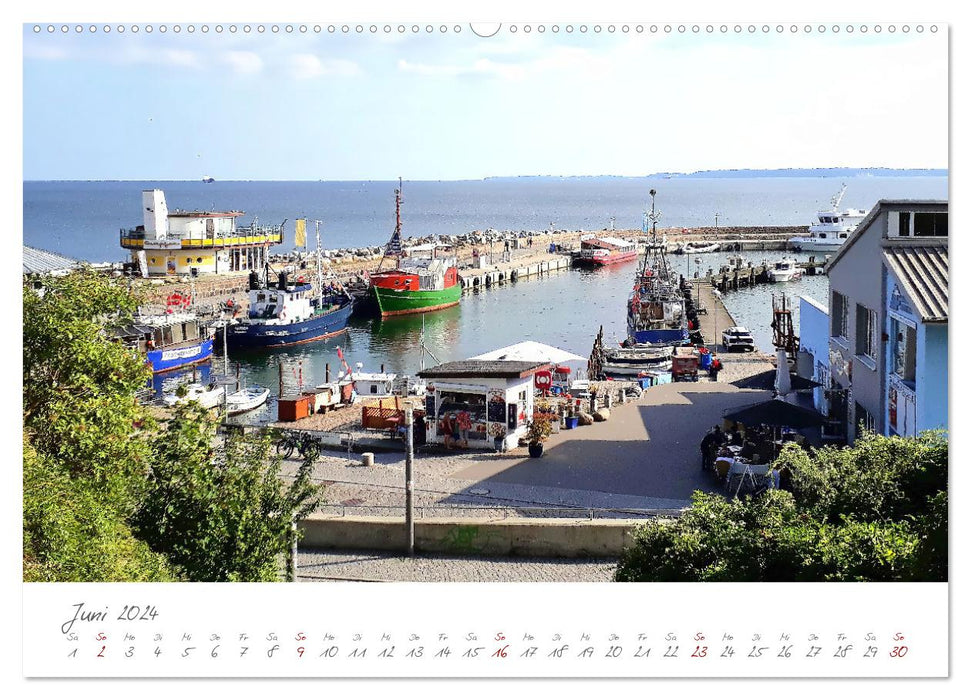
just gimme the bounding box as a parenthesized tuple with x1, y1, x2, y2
(789, 184, 867, 252)
(767, 257, 803, 283)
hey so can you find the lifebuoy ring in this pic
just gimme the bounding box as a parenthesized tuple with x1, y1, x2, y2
(534, 370, 553, 390)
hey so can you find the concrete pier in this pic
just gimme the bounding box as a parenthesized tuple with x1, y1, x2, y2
(458, 252, 572, 291)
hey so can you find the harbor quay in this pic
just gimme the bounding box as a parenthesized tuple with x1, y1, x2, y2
(131, 224, 806, 313)
(277, 380, 772, 552)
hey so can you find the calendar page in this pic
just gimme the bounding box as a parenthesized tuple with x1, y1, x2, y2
(16, 0, 954, 687)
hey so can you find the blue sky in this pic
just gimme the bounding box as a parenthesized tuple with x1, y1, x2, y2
(22, 24, 948, 180)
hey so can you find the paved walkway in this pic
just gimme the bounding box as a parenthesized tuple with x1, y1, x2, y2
(297, 549, 618, 582)
(283, 382, 770, 516)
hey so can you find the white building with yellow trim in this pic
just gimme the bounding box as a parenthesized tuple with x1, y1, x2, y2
(120, 189, 283, 277)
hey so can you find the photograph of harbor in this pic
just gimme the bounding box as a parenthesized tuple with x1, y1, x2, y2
(22, 23, 947, 585)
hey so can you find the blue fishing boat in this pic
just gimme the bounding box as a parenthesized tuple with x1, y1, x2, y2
(115, 312, 214, 374)
(626, 189, 688, 346)
(223, 272, 353, 349)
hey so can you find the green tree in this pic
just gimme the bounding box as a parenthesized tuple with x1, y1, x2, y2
(23, 270, 154, 510)
(24, 437, 176, 582)
(615, 432, 946, 582)
(134, 404, 323, 582)
(22, 272, 174, 581)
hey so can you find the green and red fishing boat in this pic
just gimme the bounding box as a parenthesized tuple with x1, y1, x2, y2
(369, 180, 462, 318)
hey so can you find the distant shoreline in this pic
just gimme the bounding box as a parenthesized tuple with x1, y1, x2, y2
(23, 169, 948, 184)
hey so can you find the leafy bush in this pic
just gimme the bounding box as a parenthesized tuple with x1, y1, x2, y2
(615, 432, 946, 582)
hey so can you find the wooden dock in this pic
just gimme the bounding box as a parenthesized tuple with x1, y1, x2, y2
(687, 259, 826, 294)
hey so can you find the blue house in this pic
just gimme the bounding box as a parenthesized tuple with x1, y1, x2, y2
(825, 200, 948, 442)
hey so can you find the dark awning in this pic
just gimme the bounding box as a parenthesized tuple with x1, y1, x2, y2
(731, 370, 823, 391)
(723, 398, 827, 429)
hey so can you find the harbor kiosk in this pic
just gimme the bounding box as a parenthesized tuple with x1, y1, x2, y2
(417, 360, 549, 450)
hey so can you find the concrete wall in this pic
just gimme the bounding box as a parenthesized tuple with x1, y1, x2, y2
(298, 515, 650, 558)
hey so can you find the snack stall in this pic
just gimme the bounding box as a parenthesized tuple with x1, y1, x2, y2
(417, 360, 549, 450)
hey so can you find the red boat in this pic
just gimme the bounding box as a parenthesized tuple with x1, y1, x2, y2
(574, 236, 639, 267)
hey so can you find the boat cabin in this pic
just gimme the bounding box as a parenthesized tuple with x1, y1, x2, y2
(116, 312, 205, 352)
(247, 275, 315, 323)
(349, 372, 398, 397)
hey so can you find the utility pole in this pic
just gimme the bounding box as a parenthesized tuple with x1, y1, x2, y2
(288, 519, 298, 582)
(404, 405, 415, 556)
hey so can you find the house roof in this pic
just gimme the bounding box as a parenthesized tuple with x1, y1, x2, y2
(883, 242, 948, 323)
(418, 360, 548, 379)
(824, 199, 949, 272)
(23, 245, 83, 275)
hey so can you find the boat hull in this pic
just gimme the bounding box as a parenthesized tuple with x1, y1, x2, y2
(574, 250, 639, 267)
(788, 238, 844, 252)
(148, 339, 214, 374)
(628, 327, 689, 345)
(226, 302, 353, 349)
(371, 284, 462, 318)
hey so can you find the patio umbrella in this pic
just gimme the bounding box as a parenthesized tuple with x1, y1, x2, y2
(774, 349, 792, 398)
(723, 398, 827, 429)
(471, 341, 585, 364)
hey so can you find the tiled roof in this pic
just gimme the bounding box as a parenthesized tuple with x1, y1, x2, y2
(884, 243, 948, 322)
(418, 360, 548, 379)
(23, 245, 82, 275)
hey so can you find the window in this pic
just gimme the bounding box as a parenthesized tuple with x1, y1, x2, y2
(891, 318, 917, 384)
(831, 291, 848, 339)
(855, 304, 877, 360)
(898, 212, 911, 236)
(855, 402, 875, 434)
(914, 212, 948, 237)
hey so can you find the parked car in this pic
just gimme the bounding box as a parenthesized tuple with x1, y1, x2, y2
(722, 326, 756, 352)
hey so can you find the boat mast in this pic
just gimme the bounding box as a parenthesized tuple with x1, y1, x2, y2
(375, 177, 404, 273)
(315, 219, 323, 305)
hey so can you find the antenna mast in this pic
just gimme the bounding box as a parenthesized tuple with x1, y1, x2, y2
(831, 183, 847, 210)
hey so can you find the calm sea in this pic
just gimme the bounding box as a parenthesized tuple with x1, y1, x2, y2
(24, 176, 947, 419)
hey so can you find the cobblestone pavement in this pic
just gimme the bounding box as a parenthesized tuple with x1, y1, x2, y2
(297, 548, 618, 582)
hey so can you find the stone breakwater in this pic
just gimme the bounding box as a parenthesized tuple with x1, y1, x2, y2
(135, 225, 806, 312)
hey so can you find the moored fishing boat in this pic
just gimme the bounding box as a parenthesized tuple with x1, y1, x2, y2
(223, 220, 354, 349)
(601, 344, 673, 376)
(115, 296, 214, 374)
(574, 236, 639, 267)
(627, 190, 689, 346)
(369, 180, 462, 318)
(224, 271, 353, 349)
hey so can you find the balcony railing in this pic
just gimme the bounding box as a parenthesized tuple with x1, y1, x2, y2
(120, 225, 284, 249)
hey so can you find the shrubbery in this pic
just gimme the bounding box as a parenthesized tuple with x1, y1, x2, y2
(615, 432, 947, 582)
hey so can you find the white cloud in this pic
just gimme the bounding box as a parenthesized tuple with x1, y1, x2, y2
(159, 49, 199, 69)
(288, 54, 360, 79)
(23, 44, 70, 61)
(397, 57, 525, 80)
(220, 51, 263, 75)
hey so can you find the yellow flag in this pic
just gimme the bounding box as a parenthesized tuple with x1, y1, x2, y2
(294, 219, 307, 248)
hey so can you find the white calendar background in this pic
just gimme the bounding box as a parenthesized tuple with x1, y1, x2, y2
(9, 0, 964, 691)
(22, 582, 946, 677)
